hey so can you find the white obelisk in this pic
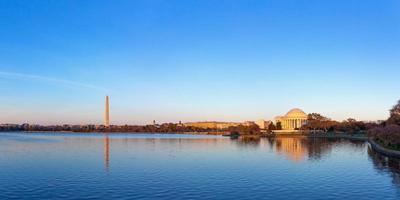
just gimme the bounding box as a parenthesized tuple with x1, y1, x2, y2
(105, 95, 110, 127)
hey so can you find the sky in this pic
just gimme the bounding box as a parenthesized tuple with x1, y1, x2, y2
(0, 0, 399, 125)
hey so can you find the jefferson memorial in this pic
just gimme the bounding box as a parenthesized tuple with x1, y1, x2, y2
(275, 108, 308, 130)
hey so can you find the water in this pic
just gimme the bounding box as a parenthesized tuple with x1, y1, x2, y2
(0, 132, 399, 200)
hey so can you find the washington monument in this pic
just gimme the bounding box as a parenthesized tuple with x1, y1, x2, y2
(104, 95, 110, 127)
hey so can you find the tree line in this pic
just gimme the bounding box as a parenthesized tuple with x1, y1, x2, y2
(0, 123, 223, 133)
(368, 100, 400, 151)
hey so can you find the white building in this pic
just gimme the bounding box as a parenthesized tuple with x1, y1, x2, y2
(275, 108, 308, 130)
(256, 119, 272, 130)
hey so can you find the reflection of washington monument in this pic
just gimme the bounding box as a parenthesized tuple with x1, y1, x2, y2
(104, 96, 110, 171)
(104, 135, 109, 171)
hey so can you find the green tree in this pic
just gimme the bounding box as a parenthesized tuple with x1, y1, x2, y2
(276, 122, 282, 130)
(268, 122, 276, 131)
(228, 125, 261, 135)
(388, 100, 400, 125)
(308, 113, 330, 121)
(305, 113, 333, 132)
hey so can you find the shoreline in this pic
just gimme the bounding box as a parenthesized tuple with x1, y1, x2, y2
(307, 133, 368, 141)
(0, 131, 369, 141)
(368, 139, 400, 159)
(224, 132, 369, 141)
(2, 130, 368, 139)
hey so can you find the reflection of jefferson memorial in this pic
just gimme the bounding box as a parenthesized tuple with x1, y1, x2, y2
(275, 108, 308, 130)
(275, 137, 307, 162)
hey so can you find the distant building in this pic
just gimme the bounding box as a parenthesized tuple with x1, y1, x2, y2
(178, 121, 183, 127)
(184, 121, 242, 129)
(183, 121, 262, 129)
(256, 120, 272, 130)
(275, 108, 308, 130)
(242, 121, 256, 126)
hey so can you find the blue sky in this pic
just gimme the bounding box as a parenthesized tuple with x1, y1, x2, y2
(0, 0, 399, 125)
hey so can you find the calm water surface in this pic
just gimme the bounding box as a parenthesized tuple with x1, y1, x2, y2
(1, 132, 400, 200)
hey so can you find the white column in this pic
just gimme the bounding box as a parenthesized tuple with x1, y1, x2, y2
(291, 119, 293, 130)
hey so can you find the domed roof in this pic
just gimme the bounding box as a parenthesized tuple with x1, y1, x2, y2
(285, 108, 307, 118)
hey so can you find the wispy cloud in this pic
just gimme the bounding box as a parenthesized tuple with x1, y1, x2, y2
(0, 71, 108, 92)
